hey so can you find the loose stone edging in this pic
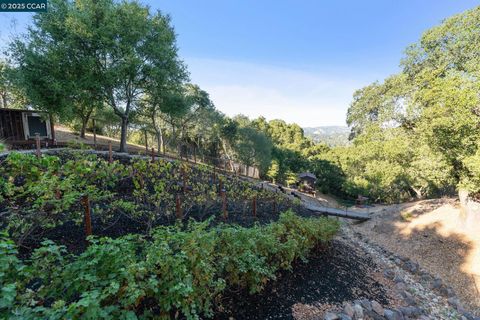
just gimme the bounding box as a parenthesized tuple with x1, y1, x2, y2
(321, 227, 480, 320)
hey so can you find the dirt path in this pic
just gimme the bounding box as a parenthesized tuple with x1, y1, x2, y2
(351, 198, 480, 314)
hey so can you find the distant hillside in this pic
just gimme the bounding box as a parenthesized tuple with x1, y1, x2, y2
(303, 126, 350, 147)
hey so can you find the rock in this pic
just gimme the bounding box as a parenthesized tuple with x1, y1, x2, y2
(371, 300, 384, 315)
(360, 299, 372, 311)
(324, 312, 339, 320)
(432, 278, 442, 289)
(384, 268, 395, 279)
(404, 261, 419, 273)
(399, 306, 423, 317)
(393, 273, 404, 283)
(353, 304, 364, 319)
(445, 286, 456, 298)
(395, 282, 407, 291)
(338, 314, 352, 320)
(420, 272, 432, 282)
(439, 285, 449, 296)
(364, 309, 384, 320)
(384, 309, 404, 320)
(447, 297, 460, 308)
(401, 290, 417, 306)
(343, 303, 355, 318)
(456, 304, 468, 315)
(461, 311, 474, 320)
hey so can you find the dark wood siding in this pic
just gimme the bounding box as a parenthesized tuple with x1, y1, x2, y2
(0, 109, 24, 141)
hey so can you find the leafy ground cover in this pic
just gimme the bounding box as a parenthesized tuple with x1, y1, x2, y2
(0, 212, 339, 319)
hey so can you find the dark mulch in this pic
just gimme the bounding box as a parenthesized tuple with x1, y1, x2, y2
(16, 202, 315, 257)
(215, 239, 395, 320)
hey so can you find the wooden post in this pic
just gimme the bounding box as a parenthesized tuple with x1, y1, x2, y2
(81, 195, 92, 237)
(92, 118, 97, 149)
(222, 190, 227, 221)
(176, 194, 183, 220)
(108, 141, 113, 163)
(35, 133, 41, 158)
(151, 147, 155, 162)
(252, 196, 257, 217)
(218, 179, 223, 196)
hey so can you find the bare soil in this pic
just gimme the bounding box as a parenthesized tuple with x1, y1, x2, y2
(351, 198, 480, 313)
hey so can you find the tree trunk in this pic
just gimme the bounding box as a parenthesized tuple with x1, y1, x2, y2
(119, 117, 128, 153)
(80, 117, 88, 139)
(144, 129, 148, 152)
(411, 186, 424, 199)
(155, 128, 164, 155)
(0, 92, 7, 108)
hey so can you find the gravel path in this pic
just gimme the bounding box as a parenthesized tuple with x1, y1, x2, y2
(351, 198, 480, 315)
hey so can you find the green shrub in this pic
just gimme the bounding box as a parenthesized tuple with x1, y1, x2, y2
(0, 212, 339, 319)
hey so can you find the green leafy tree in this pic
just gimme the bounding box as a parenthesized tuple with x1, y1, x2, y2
(0, 60, 28, 109)
(9, 0, 103, 137)
(234, 126, 272, 175)
(267, 159, 280, 183)
(10, 0, 188, 150)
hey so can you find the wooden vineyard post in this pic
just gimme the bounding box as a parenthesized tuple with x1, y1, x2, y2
(176, 194, 183, 220)
(81, 195, 92, 238)
(151, 147, 155, 162)
(252, 196, 257, 217)
(213, 166, 216, 184)
(35, 133, 41, 158)
(221, 189, 227, 221)
(92, 118, 97, 149)
(218, 179, 223, 196)
(108, 141, 113, 163)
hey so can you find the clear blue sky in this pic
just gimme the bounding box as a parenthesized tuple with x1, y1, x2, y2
(1, 1, 478, 126)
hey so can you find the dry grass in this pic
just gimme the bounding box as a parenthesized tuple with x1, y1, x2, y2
(55, 125, 148, 152)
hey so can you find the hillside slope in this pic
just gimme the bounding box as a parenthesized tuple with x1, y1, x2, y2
(303, 126, 350, 146)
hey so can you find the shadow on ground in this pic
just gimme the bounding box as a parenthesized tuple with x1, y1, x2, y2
(354, 199, 480, 315)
